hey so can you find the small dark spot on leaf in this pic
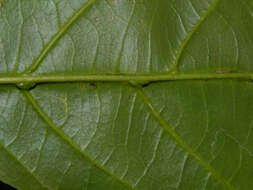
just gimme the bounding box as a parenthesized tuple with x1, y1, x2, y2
(141, 83, 150, 88)
(90, 83, 97, 89)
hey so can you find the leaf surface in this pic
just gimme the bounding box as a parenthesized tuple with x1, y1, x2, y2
(0, 0, 253, 190)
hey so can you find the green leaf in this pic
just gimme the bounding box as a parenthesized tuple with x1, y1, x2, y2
(0, 0, 253, 189)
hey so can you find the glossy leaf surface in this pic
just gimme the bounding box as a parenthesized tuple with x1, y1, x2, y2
(0, 0, 253, 189)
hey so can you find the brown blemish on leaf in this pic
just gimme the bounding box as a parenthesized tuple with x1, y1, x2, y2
(95, 17, 99, 23)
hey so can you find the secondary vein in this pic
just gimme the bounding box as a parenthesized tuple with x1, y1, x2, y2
(170, 0, 221, 72)
(22, 0, 96, 74)
(22, 90, 135, 190)
(136, 88, 237, 190)
(0, 141, 49, 190)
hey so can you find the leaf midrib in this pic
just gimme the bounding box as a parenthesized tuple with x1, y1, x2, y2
(0, 73, 252, 85)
